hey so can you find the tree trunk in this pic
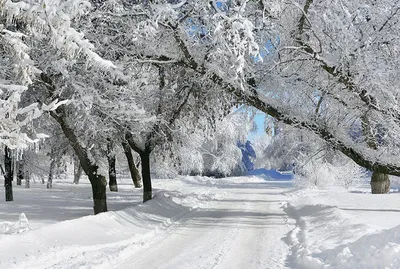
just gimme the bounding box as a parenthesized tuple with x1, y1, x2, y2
(90, 175, 108, 214)
(361, 114, 390, 193)
(16, 160, 23, 186)
(73, 156, 82, 184)
(47, 159, 56, 189)
(108, 155, 117, 192)
(140, 148, 152, 202)
(25, 173, 30, 188)
(107, 140, 118, 192)
(4, 146, 13, 201)
(371, 172, 390, 194)
(50, 106, 108, 215)
(122, 140, 142, 188)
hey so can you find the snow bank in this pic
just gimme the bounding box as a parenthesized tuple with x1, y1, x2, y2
(0, 176, 229, 268)
(320, 225, 400, 268)
(286, 188, 400, 268)
(0, 213, 29, 235)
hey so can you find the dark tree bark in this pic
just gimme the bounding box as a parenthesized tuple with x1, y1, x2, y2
(4, 146, 13, 201)
(140, 147, 152, 202)
(107, 140, 118, 192)
(91, 175, 107, 214)
(16, 160, 23, 186)
(108, 155, 117, 192)
(126, 133, 153, 203)
(47, 159, 56, 189)
(50, 108, 107, 214)
(25, 173, 30, 188)
(122, 140, 142, 188)
(73, 156, 82, 184)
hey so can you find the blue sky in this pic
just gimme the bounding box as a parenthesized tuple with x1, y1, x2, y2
(248, 112, 267, 141)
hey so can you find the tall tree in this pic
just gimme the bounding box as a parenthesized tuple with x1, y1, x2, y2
(107, 139, 118, 192)
(122, 140, 142, 188)
(3, 146, 13, 201)
(73, 156, 83, 184)
(49, 104, 108, 214)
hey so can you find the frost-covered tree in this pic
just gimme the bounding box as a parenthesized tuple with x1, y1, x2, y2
(123, 64, 232, 201)
(256, 0, 400, 192)
(3, 0, 400, 211)
(262, 125, 366, 189)
(70, 0, 237, 202)
(0, 1, 64, 200)
(126, 0, 400, 194)
(0, 0, 125, 213)
(200, 109, 255, 177)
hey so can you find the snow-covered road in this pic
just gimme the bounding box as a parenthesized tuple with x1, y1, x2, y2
(3, 176, 400, 268)
(0, 176, 295, 269)
(116, 179, 294, 269)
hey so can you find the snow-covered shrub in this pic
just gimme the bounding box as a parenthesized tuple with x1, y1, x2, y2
(333, 159, 368, 189)
(149, 109, 256, 178)
(259, 125, 315, 171)
(251, 134, 272, 169)
(295, 159, 335, 188)
(258, 124, 366, 189)
(200, 110, 255, 177)
(0, 213, 29, 235)
(295, 154, 367, 189)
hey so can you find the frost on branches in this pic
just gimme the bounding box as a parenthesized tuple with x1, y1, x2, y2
(0, 0, 116, 149)
(130, 0, 400, 180)
(0, 22, 41, 149)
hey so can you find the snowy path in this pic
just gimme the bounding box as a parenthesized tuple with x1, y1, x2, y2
(0, 177, 295, 269)
(116, 180, 294, 269)
(4, 177, 400, 268)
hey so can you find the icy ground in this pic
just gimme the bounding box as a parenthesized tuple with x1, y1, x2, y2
(1, 176, 400, 268)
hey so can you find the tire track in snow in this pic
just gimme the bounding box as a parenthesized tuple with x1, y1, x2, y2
(211, 194, 293, 269)
(206, 201, 251, 269)
(117, 184, 293, 269)
(114, 199, 243, 269)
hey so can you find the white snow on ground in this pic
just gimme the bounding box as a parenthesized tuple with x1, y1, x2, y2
(0, 176, 293, 269)
(1, 176, 400, 268)
(285, 184, 400, 268)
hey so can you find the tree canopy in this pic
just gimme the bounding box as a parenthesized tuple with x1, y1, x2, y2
(1, 0, 400, 212)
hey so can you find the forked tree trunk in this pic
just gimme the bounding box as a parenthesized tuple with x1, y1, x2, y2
(73, 156, 82, 184)
(126, 133, 153, 203)
(4, 146, 13, 201)
(122, 140, 142, 188)
(371, 171, 390, 194)
(140, 148, 152, 202)
(47, 159, 56, 189)
(107, 140, 118, 192)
